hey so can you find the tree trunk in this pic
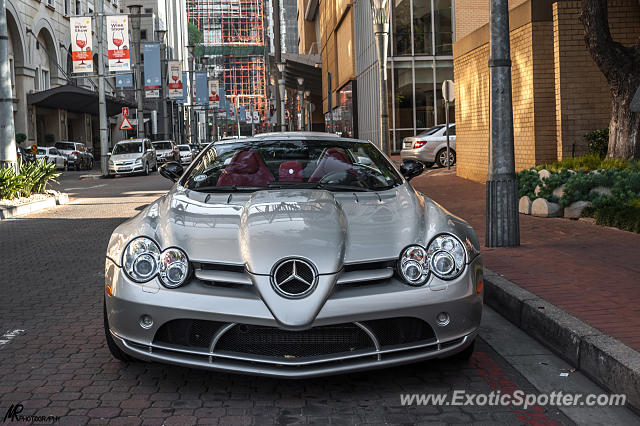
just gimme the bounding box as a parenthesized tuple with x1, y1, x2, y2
(609, 84, 640, 159)
(580, 0, 640, 159)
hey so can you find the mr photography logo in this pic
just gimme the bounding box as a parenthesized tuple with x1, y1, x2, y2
(3, 403, 60, 424)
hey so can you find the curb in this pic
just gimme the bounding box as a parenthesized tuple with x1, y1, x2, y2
(484, 267, 640, 411)
(0, 197, 57, 220)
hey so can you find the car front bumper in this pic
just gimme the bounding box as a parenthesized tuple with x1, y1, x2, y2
(105, 256, 483, 378)
(109, 164, 144, 174)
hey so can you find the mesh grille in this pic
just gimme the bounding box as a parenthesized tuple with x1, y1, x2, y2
(362, 317, 435, 347)
(153, 319, 226, 349)
(215, 323, 375, 358)
(279, 280, 311, 295)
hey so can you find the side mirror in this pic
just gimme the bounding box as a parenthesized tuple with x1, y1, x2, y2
(159, 162, 184, 182)
(400, 160, 425, 181)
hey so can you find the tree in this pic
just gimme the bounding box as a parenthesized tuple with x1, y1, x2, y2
(188, 22, 203, 48)
(580, 0, 640, 159)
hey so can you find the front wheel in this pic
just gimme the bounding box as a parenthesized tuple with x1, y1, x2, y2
(436, 149, 456, 168)
(143, 162, 149, 176)
(104, 298, 132, 362)
(63, 161, 68, 171)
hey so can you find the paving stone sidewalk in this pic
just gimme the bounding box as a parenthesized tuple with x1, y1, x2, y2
(410, 166, 640, 352)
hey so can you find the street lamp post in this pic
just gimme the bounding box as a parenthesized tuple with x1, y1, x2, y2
(304, 89, 311, 131)
(0, 0, 17, 170)
(277, 62, 286, 132)
(128, 5, 144, 139)
(156, 29, 169, 140)
(486, 0, 520, 247)
(369, 0, 391, 155)
(187, 45, 196, 144)
(296, 77, 304, 131)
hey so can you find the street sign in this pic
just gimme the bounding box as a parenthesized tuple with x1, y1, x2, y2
(632, 86, 640, 113)
(119, 116, 133, 131)
(442, 80, 455, 102)
(122, 107, 129, 117)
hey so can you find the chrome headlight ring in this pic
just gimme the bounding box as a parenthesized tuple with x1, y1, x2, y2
(398, 245, 429, 286)
(426, 233, 467, 280)
(122, 237, 190, 288)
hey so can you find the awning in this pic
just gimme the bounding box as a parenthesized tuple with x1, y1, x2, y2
(27, 84, 136, 117)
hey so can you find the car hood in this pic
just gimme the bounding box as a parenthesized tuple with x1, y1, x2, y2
(110, 153, 142, 161)
(108, 184, 480, 328)
(155, 149, 172, 154)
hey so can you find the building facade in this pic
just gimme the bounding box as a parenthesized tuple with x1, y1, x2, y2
(298, 0, 455, 150)
(453, 0, 640, 182)
(7, 0, 123, 150)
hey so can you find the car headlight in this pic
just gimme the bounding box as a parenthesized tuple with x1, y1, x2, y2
(426, 234, 466, 280)
(108, 159, 114, 165)
(122, 237, 161, 283)
(159, 248, 189, 288)
(135, 157, 142, 164)
(398, 246, 429, 285)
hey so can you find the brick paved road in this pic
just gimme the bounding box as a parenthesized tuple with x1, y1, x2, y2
(0, 171, 575, 425)
(410, 167, 640, 352)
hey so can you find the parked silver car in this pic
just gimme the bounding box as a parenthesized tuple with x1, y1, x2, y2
(153, 140, 180, 164)
(176, 144, 193, 165)
(36, 146, 68, 170)
(104, 132, 482, 377)
(400, 124, 456, 168)
(108, 139, 157, 177)
(55, 141, 93, 170)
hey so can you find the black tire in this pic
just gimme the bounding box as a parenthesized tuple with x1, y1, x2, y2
(143, 162, 149, 176)
(75, 163, 81, 171)
(449, 339, 475, 361)
(436, 149, 456, 168)
(104, 298, 132, 362)
(89, 159, 94, 170)
(63, 161, 68, 171)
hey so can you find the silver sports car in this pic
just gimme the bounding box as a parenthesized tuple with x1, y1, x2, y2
(104, 132, 483, 378)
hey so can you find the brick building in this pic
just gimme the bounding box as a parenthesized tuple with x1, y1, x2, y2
(453, 0, 640, 182)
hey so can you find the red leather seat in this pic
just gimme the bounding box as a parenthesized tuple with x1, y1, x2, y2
(217, 149, 274, 187)
(278, 161, 304, 182)
(308, 148, 354, 182)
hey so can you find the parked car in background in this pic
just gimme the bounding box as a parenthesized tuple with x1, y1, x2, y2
(108, 139, 157, 177)
(36, 146, 68, 170)
(400, 124, 456, 168)
(152, 140, 179, 164)
(16, 146, 36, 164)
(176, 144, 193, 165)
(55, 141, 93, 170)
(188, 144, 201, 155)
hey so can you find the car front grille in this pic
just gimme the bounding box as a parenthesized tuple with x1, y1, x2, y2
(151, 317, 437, 364)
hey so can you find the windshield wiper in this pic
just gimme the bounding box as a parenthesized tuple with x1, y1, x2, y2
(192, 185, 265, 193)
(267, 182, 373, 192)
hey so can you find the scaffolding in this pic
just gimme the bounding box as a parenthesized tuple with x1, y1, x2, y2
(187, 0, 268, 124)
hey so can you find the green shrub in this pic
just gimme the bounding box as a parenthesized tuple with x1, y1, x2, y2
(0, 159, 60, 200)
(517, 169, 540, 199)
(582, 204, 640, 234)
(15, 133, 27, 145)
(538, 153, 629, 173)
(585, 128, 609, 158)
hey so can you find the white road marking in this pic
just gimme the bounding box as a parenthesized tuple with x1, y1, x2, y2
(0, 329, 25, 347)
(64, 184, 107, 191)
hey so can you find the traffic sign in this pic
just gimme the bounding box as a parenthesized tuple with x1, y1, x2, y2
(442, 80, 455, 102)
(119, 116, 133, 130)
(122, 107, 129, 117)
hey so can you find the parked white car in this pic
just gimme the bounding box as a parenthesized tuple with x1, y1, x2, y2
(36, 146, 68, 170)
(400, 124, 456, 168)
(176, 144, 193, 165)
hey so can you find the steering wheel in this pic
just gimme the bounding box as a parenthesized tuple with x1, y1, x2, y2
(319, 171, 367, 188)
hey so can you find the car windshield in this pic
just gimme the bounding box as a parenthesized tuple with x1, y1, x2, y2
(55, 142, 75, 150)
(182, 139, 403, 192)
(112, 143, 142, 155)
(178, 145, 190, 151)
(153, 142, 172, 150)
(417, 126, 445, 137)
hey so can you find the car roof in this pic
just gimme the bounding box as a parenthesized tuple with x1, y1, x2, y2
(116, 139, 144, 144)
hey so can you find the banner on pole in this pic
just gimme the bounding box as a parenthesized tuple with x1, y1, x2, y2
(167, 61, 183, 99)
(208, 80, 219, 108)
(115, 72, 133, 88)
(195, 72, 208, 105)
(217, 87, 227, 117)
(106, 15, 131, 72)
(177, 72, 188, 104)
(245, 109, 252, 124)
(70, 17, 93, 73)
(239, 106, 247, 123)
(143, 43, 161, 98)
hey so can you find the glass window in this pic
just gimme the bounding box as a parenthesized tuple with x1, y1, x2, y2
(434, 0, 453, 55)
(394, 129, 415, 152)
(414, 60, 435, 129)
(112, 143, 143, 154)
(413, 0, 432, 55)
(392, 61, 413, 130)
(392, 0, 412, 56)
(435, 61, 454, 124)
